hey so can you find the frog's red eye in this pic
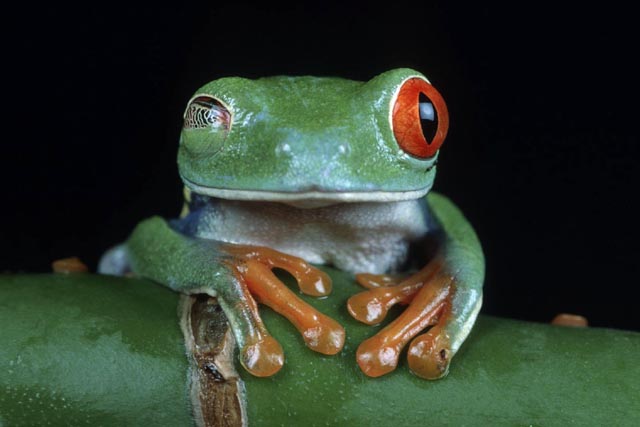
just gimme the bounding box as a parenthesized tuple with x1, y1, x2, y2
(183, 96, 231, 131)
(391, 77, 448, 159)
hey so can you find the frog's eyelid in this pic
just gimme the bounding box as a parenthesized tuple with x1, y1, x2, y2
(183, 95, 231, 131)
(183, 93, 233, 117)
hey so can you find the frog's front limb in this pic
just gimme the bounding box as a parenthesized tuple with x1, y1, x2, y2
(348, 192, 484, 379)
(124, 217, 345, 377)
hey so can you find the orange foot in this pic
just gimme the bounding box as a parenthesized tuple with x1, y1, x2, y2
(348, 255, 460, 379)
(220, 244, 345, 377)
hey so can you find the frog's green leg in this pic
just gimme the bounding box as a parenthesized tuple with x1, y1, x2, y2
(349, 192, 484, 379)
(125, 216, 343, 377)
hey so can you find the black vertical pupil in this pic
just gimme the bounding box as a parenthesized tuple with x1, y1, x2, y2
(419, 93, 438, 143)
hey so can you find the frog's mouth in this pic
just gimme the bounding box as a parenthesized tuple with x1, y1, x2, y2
(182, 177, 432, 209)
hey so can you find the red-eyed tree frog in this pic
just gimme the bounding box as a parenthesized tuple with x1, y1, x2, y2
(99, 68, 484, 380)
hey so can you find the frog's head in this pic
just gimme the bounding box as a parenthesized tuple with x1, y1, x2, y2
(178, 68, 448, 208)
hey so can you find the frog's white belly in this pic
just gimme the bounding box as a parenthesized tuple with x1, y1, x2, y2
(190, 199, 430, 274)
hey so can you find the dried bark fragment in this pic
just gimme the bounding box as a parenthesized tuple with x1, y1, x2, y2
(180, 294, 247, 427)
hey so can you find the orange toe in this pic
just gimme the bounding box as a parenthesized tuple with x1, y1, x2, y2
(240, 336, 285, 377)
(353, 257, 453, 378)
(356, 336, 402, 377)
(407, 325, 451, 379)
(243, 259, 345, 355)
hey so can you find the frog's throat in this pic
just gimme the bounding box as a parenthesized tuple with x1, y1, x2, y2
(181, 177, 432, 209)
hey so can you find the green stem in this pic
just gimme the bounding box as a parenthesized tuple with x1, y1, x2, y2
(1, 272, 639, 426)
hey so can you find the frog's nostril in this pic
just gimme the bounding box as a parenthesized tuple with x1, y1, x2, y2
(337, 144, 350, 155)
(275, 139, 350, 162)
(275, 142, 292, 156)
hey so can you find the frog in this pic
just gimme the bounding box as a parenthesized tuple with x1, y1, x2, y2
(99, 68, 484, 380)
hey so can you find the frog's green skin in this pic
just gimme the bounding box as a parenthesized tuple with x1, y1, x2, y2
(178, 69, 438, 205)
(99, 68, 484, 380)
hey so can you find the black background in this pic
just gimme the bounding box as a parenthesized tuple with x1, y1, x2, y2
(2, 3, 638, 331)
